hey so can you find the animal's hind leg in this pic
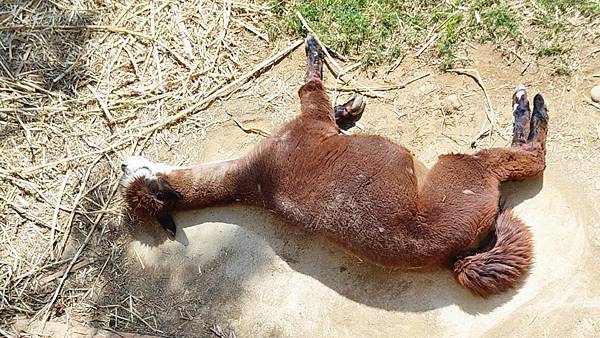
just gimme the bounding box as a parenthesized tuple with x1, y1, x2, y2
(478, 87, 549, 181)
(526, 93, 549, 146)
(304, 34, 323, 82)
(511, 84, 531, 146)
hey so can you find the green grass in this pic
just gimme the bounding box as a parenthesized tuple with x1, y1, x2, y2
(265, 0, 599, 72)
(267, 0, 424, 66)
(530, 0, 600, 74)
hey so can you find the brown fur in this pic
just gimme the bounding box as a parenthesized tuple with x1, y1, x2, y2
(122, 39, 548, 297)
(454, 210, 532, 297)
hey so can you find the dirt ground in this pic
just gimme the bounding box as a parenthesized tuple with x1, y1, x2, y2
(92, 43, 600, 337)
(3, 2, 600, 337)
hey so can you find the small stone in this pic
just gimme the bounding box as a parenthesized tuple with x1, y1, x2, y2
(591, 85, 600, 103)
(445, 94, 462, 110)
(418, 83, 435, 96)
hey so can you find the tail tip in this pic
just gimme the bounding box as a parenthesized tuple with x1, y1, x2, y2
(453, 211, 533, 297)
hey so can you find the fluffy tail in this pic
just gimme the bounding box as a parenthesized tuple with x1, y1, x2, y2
(453, 210, 533, 297)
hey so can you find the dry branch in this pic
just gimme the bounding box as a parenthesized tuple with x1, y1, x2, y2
(329, 73, 431, 94)
(0, 40, 303, 176)
(447, 68, 498, 147)
(227, 112, 271, 137)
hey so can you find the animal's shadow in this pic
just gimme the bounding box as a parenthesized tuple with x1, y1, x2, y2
(133, 175, 545, 315)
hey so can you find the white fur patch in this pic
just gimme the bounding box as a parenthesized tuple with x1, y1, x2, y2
(120, 156, 174, 190)
(514, 84, 527, 102)
(513, 84, 527, 111)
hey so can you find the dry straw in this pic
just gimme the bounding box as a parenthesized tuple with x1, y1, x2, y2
(0, 0, 294, 334)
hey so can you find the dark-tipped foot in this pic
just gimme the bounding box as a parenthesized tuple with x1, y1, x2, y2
(511, 84, 531, 146)
(304, 34, 323, 82)
(512, 84, 529, 114)
(532, 94, 548, 120)
(527, 93, 549, 143)
(334, 95, 366, 130)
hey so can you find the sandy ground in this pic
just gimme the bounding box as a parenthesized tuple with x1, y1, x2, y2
(87, 42, 600, 337)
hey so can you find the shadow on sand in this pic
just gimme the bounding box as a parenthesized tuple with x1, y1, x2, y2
(129, 175, 546, 317)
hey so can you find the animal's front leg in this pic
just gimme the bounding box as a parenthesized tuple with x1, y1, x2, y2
(120, 157, 248, 239)
(301, 34, 367, 130)
(334, 95, 366, 130)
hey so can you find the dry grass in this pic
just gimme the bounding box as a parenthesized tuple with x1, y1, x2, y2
(0, 0, 291, 335)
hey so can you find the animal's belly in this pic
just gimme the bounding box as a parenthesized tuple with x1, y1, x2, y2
(264, 134, 426, 264)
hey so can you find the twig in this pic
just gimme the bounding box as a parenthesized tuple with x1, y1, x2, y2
(57, 157, 100, 257)
(1, 195, 59, 232)
(447, 68, 497, 126)
(587, 47, 600, 57)
(226, 112, 270, 137)
(12, 258, 71, 282)
(0, 24, 153, 39)
(325, 46, 347, 62)
(49, 171, 70, 260)
(132, 247, 145, 269)
(36, 178, 121, 325)
(87, 85, 114, 124)
(586, 100, 600, 112)
(52, 52, 83, 83)
(210, 324, 236, 338)
(232, 18, 268, 41)
(97, 0, 135, 44)
(40, 259, 93, 285)
(0, 328, 14, 338)
(0, 24, 194, 70)
(520, 62, 531, 75)
(329, 73, 430, 93)
(385, 55, 406, 76)
(415, 33, 438, 57)
(173, 4, 193, 55)
(447, 68, 498, 147)
(117, 305, 163, 333)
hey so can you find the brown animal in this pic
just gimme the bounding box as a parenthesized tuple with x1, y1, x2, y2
(121, 35, 548, 297)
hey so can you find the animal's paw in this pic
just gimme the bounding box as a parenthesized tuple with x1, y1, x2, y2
(120, 156, 181, 239)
